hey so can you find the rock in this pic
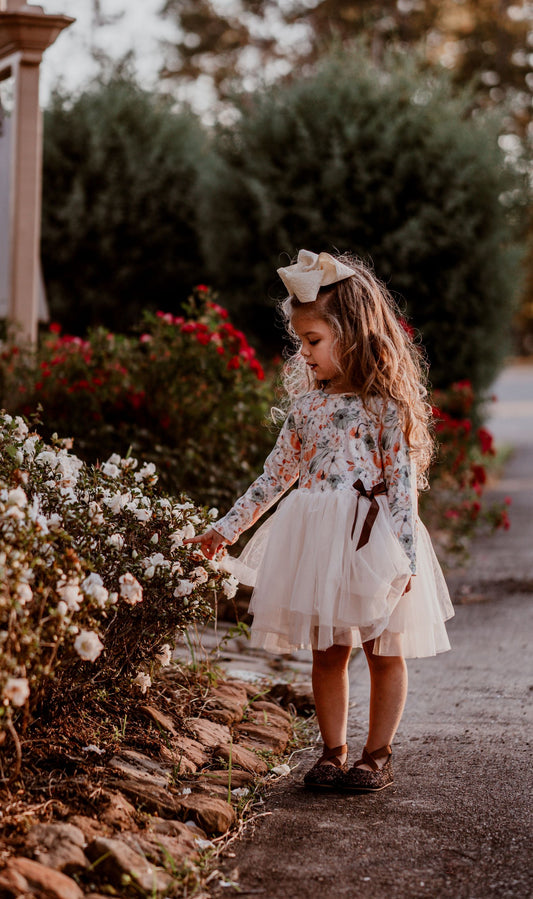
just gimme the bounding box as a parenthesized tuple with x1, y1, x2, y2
(69, 815, 108, 840)
(140, 704, 178, 735)
(106, 776, 183, 817)
(191, 782, 229, 799)
(2, 857, 84, 899)
(250, 700, 292, 723)
(85, 837, 172, 895)
(107, 755, 170, 789)
(120, 749, 174, 777)
(268, 681, 315, 714)
(148, 818, 207, 841)
(122, 830, 199, 866)
(229, 679, 263, 697)
(197, 768, 255, 788)
(210, 683, 248, 706)
(0, 863, 30, 897)
(178, 794, 236, 835)
(99, 790, 138, 830)
(170, 734, 210, 768)
(159, 743, 198, 774)
(203, 705, 239, 726)
(24, 823, 88, 875)
(245, 709, 292, 732)
(186, 717, 231, 749)
(235, 722, 290, 753)
(203, 686, 248, 723)
(213, 742, 269, 775)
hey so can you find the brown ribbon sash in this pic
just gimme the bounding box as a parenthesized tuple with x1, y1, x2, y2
(351, 479, 388, 549)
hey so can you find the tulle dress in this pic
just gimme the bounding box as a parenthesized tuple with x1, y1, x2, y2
(214, 389, 453, 658)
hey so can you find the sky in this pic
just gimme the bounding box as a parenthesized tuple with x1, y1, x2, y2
(39, 0, 177, 104)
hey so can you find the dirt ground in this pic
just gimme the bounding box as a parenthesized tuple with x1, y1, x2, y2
(211, 374, 533, 899)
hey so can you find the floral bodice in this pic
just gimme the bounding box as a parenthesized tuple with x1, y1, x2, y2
(215, 389, 418, 573)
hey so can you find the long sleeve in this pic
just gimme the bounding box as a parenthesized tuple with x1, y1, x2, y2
(379, 406, 418, 575)
(214, 409, 301, 544)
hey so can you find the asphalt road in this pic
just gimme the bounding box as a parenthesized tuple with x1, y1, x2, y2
(212, 364, 533, 899)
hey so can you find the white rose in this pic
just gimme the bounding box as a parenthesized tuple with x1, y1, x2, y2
(74, 630, 104, 662)
(47, 513, 63, 531)
(16, 583, 33, 605)
(156, 644, 172, 667)
(174, 502, 195, 512)
(169, 529, 184, 551)
(81, 573, 109, 607)
(191, 566, 208, 585)
(135, 462, 157, 482)
(119, 572, 143, 605)
(88, 502, 104, 525)
(104, 492, 131, 514)
(107, 453, 121, 466)
(101, 462, 120, 478)
(5, 506, 24, 521)
(222, 575, 239, 599)
(57, 600, 69, 617)
(7, 487, 28, 508)
(183, 524, 195, 540)
(132, 672, 151, 694)
(35, 450, 57, 469)
(13, 417, 28, 438)
(107, 533, 125, 550)
(174, 579, 194, 598)
(3, 677, 30, 707)
(133, 508, 151, 523)
(143, 553, 168, 570)
(23, 435, 40, 458)
(57, 579, 84, 612)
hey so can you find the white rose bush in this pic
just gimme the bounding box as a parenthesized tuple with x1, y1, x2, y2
(0, 412, 224, 774)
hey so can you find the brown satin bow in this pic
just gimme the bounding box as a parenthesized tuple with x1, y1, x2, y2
(351, 480, 388, 549)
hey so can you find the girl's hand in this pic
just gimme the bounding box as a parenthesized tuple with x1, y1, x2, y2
(183, 528, 226, 560)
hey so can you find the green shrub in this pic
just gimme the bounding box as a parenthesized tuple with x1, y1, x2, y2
(421, 380, 510, 561)
(41, 75, 207, 334)
(0, 289, 273, 508)
(200, 49, 526, 393)
(0, 413, 241, 756)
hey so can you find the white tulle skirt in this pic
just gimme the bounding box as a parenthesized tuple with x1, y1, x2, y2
(221, 489, 454, 658)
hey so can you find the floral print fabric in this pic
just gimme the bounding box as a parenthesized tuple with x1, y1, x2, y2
(215, 389, 418, 574)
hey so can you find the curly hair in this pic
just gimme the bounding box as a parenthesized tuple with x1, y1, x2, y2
(278, 253, 434, 484)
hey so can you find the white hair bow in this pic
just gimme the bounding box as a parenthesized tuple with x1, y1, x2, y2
(277, 250, 354, 304)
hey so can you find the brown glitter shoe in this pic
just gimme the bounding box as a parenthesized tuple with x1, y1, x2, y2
(340, 744, 393, 792)
(303, 743, 348, 789)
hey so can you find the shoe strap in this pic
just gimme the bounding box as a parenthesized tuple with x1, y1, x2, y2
(356, 744, 392, 771)
(317, 743, 348, 768)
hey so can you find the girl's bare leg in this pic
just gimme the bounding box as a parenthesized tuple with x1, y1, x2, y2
(361, 639, 408, 768)
(312, 644, 352, 764)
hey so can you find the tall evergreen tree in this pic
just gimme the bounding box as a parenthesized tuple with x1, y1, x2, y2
(200, 50, 526, 392)
(42, 75, 207, 334)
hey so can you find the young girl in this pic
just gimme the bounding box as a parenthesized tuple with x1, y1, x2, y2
(185, 250, 453, 792)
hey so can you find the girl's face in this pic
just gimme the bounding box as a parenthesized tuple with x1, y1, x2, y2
(292, 309, 339, 384)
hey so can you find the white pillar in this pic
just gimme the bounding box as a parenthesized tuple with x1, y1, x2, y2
(0, 2, 74, 342)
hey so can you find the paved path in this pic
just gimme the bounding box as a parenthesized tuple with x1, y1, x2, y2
(212, 364, 533, 899)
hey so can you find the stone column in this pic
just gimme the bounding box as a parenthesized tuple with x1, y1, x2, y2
(0, 1, 74, 343)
